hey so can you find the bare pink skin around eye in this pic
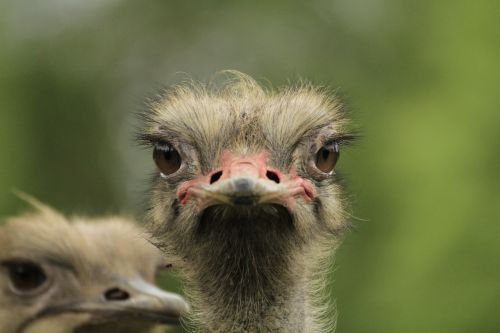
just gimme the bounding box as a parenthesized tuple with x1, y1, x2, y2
(176, 150, 316, 208)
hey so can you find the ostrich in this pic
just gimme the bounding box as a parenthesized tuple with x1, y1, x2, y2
(141, 72, 354, 332)
(0, 195, 189, 333)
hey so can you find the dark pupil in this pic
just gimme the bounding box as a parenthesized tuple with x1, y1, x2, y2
(321, 148, 330, 160)
(163, 147, 174, 160)
(7, 262, 47, 291)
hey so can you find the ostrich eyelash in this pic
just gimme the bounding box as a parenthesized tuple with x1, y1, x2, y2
(136, 133, 165, 148)
(325, 133, 358, 146)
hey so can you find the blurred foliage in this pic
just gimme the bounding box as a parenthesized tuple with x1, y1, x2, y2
(0, 0, 498, 332)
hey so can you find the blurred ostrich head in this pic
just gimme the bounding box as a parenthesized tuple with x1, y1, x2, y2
(0, 195, 189, 333)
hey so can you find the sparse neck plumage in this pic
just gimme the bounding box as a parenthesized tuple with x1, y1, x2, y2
(194, 268, 310, 333)
(175, 205, 322, 333)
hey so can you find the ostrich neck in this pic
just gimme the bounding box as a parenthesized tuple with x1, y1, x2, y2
(192, 253, 311, 333)
(182, 206, 317, 332)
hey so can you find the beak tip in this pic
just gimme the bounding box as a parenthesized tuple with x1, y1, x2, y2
(175, 295, 190, 314)
(232, 178, 255, 192)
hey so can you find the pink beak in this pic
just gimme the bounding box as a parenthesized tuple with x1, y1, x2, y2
(177, 151, 316, 210)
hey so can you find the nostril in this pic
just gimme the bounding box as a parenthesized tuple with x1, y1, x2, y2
(210, 171, 223, 184)
(104, 287, 130, 301)
(266, 171, 280, 184)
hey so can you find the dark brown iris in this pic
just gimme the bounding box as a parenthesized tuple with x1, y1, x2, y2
(315, 142, 339, 173)
(153, 142, 182, 176)
(4, 260, 47, 292)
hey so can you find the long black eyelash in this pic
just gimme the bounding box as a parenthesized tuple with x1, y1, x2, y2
(327, 133, 359, 146)
(136, 133, 163, 147)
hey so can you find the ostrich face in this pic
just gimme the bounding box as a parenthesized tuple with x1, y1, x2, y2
(0, 205, 189, 333)
(143, 75, 353, 265)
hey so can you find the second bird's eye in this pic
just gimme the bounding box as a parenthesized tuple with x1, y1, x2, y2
(4, 261, 48, 293)
(153, 142, 182, 176)
(315, 142, 340, 174)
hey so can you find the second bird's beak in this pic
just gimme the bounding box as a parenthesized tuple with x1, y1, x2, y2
(33, 277, 189, 327)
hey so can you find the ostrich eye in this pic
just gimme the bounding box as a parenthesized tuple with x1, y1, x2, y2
(153, 142, 182, 176)
(315, 142, 339, 174)
(3, 261, 48, 293)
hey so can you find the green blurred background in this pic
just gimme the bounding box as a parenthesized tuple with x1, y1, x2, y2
(0, 1, 498, 332)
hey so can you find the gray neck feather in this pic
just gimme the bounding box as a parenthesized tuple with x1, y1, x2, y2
(176, 205, 317, 332)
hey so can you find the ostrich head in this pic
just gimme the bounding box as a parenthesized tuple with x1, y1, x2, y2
(0, 196, 189, 333)
(141, 72, 354, 332)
